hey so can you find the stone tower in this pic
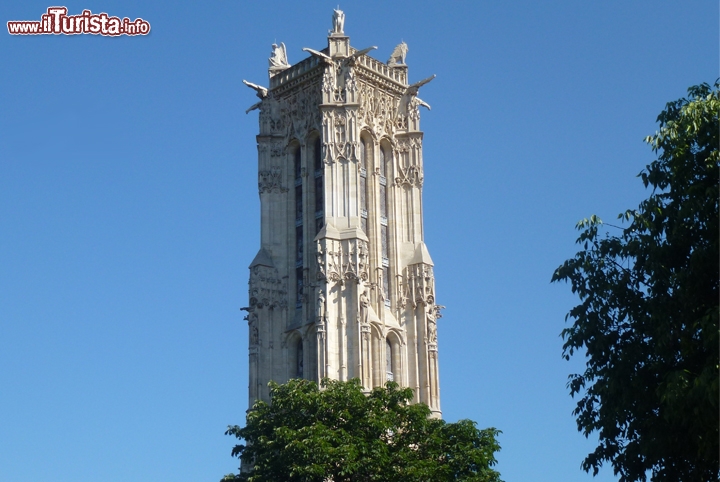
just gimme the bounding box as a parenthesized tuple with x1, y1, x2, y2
(243, 9, 442, 417)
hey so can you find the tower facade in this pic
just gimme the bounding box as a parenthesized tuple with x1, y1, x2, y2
(243, 10, 442, 417)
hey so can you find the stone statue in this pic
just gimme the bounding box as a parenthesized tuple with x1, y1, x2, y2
(249, 312, 259, 345)
(426, 305, 437, 343)
(269, 42, 289, 69)
(359, 289, 369, 325)
(316, 249, 326, 277)
(331, 9, 345, 35)
(388, 42, 408, 66)
(378, 270, 386, 302)
(316, 288, 326, 322)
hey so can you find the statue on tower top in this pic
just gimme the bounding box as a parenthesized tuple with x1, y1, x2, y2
(388, 42, 408, 66)
(269, 42, 289, 70)
(331, 8, 345, 36)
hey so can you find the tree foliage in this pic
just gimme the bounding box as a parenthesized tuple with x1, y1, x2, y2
(552, 82, 719, 482)
(223, 378, 502, 482)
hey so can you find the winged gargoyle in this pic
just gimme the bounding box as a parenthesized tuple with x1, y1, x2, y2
(405, 74, 435, 97)
(399, 74, 436, 115)
(243, 79, 268, 99)
(343, 46, 377, 66)
(242, 79, 269, 114)
(302, 47, 333, 64)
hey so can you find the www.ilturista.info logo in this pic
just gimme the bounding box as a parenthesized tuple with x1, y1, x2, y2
(8, 7, 150, 36)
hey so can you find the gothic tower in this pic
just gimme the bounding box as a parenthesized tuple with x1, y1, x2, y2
(243, 9, 442, 417)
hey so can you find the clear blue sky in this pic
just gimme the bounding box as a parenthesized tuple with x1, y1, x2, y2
(1, 1, 716, 481)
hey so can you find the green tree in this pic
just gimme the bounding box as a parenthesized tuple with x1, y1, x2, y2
(222, 378, 502, 482)
(552, 82, 719, 482)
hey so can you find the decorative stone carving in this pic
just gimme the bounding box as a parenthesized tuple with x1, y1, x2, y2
(397, 276, 409, 310)
(407, 263, 435, 307)
(269, 42, 289, 70)
(321, 107, 360, 163)
(331, 9, 345, 36)
(395, 164, 423, 187)
(358, 81, 400, 137)
(281, 85, 323, 142)
(321, 61, 336, 97)
(316, 238, 369, 284)
(249, 312, 259, 346)
(358, 289, 370, 325)
(376, 267, 386, 302)
(424, 304, 444, 344)
(270, 141, 285, 157)
(249, 264, 288, 309)
(258, 167, 288, 194)
(388, 42, 408, 66)
(242, 79, 268, 99)
(398, 75, 435, 131)
(392, 138, 423, 186)
(426, 305, 437, 343)
(316, 288, 326, 322)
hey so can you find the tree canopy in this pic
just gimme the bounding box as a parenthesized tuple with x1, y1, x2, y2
(552, 82, 719, 482)
(222, 378, 502, 482)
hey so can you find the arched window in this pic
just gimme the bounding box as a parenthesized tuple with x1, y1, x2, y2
(296, 338, 304, 378)
(386, 338, 393, 381)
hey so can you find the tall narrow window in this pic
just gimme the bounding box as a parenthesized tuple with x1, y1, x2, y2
(294, 146, 304, 308)
(296, 226, 304, 266)
(383, 266, 390, 306)
(314, 138, 324, 235)
(296, 266, 304, 306)
(360, 139, 367, 170)
(381, 225, 388, 259)
(294, 147, 302, 179)
(360, 175, 367, 234)
(295, 185, 303, 219)
(315, 176, 323, 214)
(379, 145, 386, 178)
(379, 182, 387, 220)
(386, 339, 393, 381)
(360, 139, 368, 234)
(296, 339, 304, 378)
(314, 137, 322, 172)
(380, 145, 391, 305)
